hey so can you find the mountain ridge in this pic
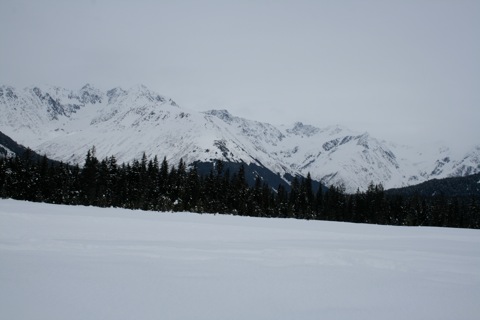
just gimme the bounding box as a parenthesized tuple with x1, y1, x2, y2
(1, 84, 479, 192)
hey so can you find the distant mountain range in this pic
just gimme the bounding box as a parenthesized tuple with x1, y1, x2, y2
(1, 84, 479, 192)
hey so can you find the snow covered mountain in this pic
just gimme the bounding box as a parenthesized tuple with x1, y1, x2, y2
(1, 84, 479, 192)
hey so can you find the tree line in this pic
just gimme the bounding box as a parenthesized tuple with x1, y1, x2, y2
(1, 148, 479, 229)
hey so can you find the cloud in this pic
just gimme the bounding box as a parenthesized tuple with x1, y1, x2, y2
(1, 0, 479, 149)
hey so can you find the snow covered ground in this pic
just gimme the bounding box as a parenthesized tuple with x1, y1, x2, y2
(1, 199, 479, 320)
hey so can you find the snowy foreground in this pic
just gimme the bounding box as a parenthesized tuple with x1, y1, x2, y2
(1, 199, 480, 320)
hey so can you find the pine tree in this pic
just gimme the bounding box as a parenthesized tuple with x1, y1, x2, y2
(232, 164, 248, 215)
(314, 184, 324, 219)
(276, 184, 288, 218)
(185, 166, 201, 212)
(304, 173, 314, 217)
(0, 157, 7, 198)
(289, 177, 300, 218)
(146, 156, 160, 210)
(80, 147, 99, 205)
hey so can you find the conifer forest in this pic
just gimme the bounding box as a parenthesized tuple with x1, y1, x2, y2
(1, 148, 479, 229)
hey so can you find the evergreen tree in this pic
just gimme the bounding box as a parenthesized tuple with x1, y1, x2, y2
(80, 147, 100, 204)
(314, 184, 324, 219)
(276, 183, 288, 218)
(232, 164, 248, 215)
(185, 166, 201, 212)
(289, 177, 300, 218)
(146, 156, 160, 210)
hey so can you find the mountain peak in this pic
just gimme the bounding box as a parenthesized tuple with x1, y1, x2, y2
(80, 83, 96, 91)
(0, 85, 18, 100)
(129, 84, 149, 92)
(204, 109, 234, 122)
(78, 84, 103, 104)
(287, 122, 319, 137)
(126, 84, 178, 107)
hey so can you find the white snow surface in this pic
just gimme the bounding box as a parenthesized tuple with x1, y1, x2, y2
(1, 84, 480, 192)
(1, 199, 479, 320)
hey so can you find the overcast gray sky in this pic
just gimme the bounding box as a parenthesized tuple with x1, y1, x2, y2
(1, 0, 479, 149)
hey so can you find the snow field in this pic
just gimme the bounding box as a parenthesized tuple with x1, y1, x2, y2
(1, 199, 479, 320)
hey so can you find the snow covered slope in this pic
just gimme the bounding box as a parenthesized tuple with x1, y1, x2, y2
(1, 84, 479, 192)
(0, 131, 20, 159)
(0, 143, 14, 158)
(1, 199, 479, 320)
